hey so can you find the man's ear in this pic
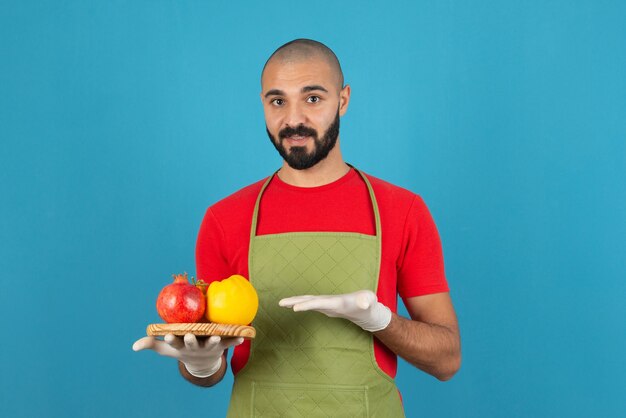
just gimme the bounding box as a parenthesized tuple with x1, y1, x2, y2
(339, 84, 351, 116)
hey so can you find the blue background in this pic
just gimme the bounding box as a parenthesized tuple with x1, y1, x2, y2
(1, 1, 624, 417)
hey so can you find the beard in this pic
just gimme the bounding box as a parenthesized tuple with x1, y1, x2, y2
(266, 110, 340, 170)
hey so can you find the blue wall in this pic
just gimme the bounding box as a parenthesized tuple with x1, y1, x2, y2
(1, 1, 624, 417)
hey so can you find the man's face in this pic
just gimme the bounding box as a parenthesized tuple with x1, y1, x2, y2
(261, 58, 350, 170)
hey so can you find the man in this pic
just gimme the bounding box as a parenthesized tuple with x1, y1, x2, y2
(134, 39, 461, 417)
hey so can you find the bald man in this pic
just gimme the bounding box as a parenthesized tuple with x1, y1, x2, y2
(134, 39, 461, 417)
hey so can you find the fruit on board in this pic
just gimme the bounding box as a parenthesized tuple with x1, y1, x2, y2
(156, 273, 206, 323)
(206, 274, 259, 325)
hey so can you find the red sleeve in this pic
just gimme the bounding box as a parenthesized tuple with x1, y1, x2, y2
(195, 207, 232, 284)
(397, 195, 449, 298)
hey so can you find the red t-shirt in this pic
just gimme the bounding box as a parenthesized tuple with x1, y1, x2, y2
(196, 168, 448, 378)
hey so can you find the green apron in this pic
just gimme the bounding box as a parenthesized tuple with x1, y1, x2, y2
(227, 168, 405, 417)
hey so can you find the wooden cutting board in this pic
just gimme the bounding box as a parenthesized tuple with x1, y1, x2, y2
(146, 323, 256, 339)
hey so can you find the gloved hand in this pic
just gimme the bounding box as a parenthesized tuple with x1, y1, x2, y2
(132, 334, 243, 378)
(279, 290, 392, 332)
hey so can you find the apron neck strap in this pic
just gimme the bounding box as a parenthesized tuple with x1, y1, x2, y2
(249, 171, 277, 240)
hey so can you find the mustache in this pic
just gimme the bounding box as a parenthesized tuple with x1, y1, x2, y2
(279, 125, 318, 140)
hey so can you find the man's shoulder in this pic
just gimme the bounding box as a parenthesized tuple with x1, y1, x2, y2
(208, 177, 268, 217)
(361, 171, 437, 233)
(362, 172, 421, 204)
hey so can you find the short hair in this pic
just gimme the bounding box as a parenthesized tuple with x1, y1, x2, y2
(261, 39, 344, 89)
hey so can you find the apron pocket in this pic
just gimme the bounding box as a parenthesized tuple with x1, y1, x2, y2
(251, 381, 369, 417)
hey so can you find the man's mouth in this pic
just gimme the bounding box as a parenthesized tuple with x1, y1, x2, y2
(285, 135, 310, 144)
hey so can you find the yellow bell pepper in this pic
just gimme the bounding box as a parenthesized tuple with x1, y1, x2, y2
(207, 274, 259, 325)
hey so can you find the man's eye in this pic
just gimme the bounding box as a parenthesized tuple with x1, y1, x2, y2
(307, 96, 320, 103)
(271, 98, 284, 106)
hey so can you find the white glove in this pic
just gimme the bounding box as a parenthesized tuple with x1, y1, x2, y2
(279, 290, 392, 332)
(132, 334, 243, 378)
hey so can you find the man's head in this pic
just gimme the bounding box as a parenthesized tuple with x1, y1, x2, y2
(261, 39, 350, 170)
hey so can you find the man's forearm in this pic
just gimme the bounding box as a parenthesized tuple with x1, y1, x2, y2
(374, 313, 461, 381)
(178, 352, 228, 387)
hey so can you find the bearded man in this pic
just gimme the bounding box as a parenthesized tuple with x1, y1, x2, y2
(134, 38, 461, 417)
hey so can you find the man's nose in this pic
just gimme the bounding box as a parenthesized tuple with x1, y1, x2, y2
(284, 102, 307, 128)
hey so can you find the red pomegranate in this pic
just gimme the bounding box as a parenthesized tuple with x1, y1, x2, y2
(156, 273, 206, 323)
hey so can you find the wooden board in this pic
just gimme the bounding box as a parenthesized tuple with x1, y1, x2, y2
(146, 323, 256, 339)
